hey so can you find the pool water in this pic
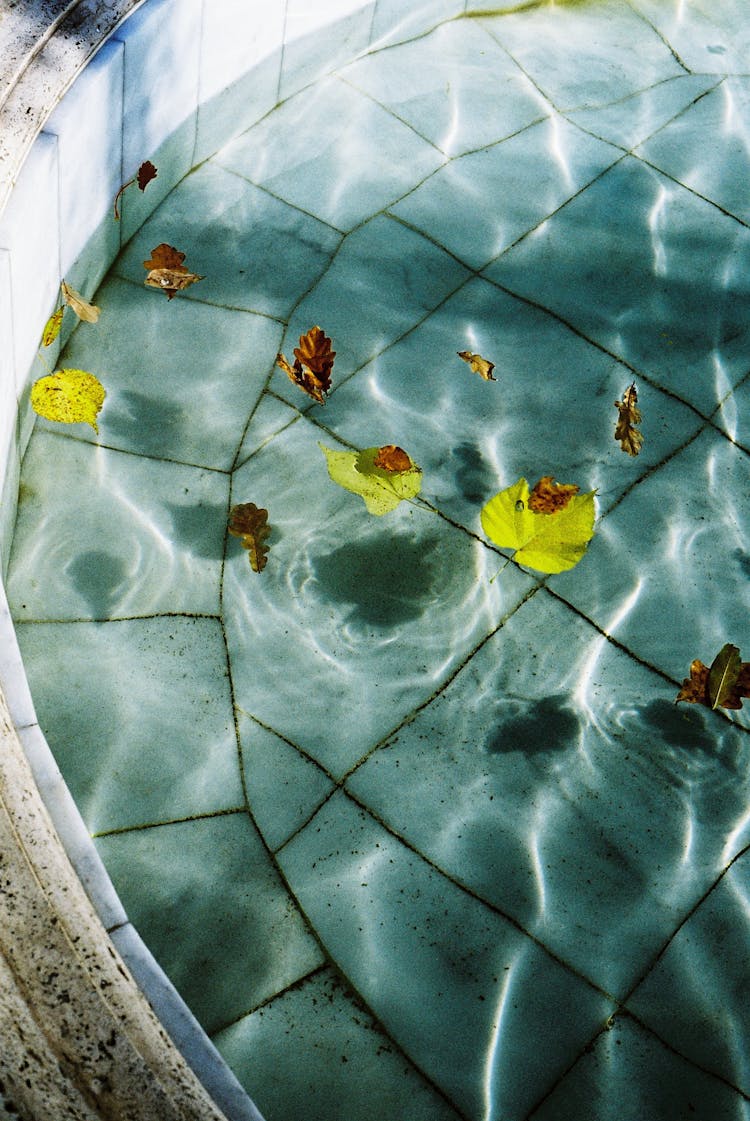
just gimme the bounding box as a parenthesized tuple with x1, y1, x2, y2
(7, 5, 750, 1119)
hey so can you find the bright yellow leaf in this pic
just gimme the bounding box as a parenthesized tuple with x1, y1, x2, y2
(30, 368, 106, 432)
(41, 306, 64, 346)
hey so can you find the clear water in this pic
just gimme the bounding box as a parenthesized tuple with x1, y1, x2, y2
(7, 6, 750, 1120)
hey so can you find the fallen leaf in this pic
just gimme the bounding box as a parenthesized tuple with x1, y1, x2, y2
(481, 476, 596, 574)
(373, 445, 413, 473)
(61, 280, 100, 323)
(320, 444, 422, 515)
(614, 383, 643, 457)
(113, 160, 158, 218)
(228, 503, 271, 572)
(527, 475, 580, 514)
(143, 243, 203, 299)
(676, 643, 750, 710)
(277, 326, 335, 404)
(41, 306, 64, 347)
(30, 368, 106, 432)
(457, 350, 496, 381)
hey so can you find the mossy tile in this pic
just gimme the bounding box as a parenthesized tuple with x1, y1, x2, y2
(628, 851, 750, 1096)
(52, 276, 283, 469)
(390, 115, 620, 271)
(346, 591, 750, 996)
(480, 1, 685, 111)
(94, 813, 323, 1035)
(319, 275, 703, 530)
(485, 157, 750, 418)
(8, 431, 228, 621)
(277, 791, 614, 1119)
(213, 966, 464, 1121)
(342, 20, 546, 158)
(236, 711, 335, 852)
(559, 428, 750, 720)
(215, 76, 446, 232)
(224, 417, 535, 777)
(15, 616, 241, 834)
(271, 214, 471, 400)
(531, 1014, 748, 1121)
(114, 163, 342, 321)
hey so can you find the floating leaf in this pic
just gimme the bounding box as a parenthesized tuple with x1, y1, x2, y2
(480, 476, 596, 574)
(320, 443, 422, 515)
(373, 444, 412, 472)
(614, 383, 643, 457)
(527, 475, 579, 514)
(676, 643, 750, 710)
(228, 503, 271, 572)
(143, 243, 203, 299)
(30, 368, 106, 432)
(457, 350, 496, 381)
(61, 280, 100, 323)
(277, 326, 335, 404)
(41, 306, 64, 347)
(114, 160, 158, 218)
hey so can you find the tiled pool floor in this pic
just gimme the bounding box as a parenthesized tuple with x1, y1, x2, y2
(8, 4, 750, 1118)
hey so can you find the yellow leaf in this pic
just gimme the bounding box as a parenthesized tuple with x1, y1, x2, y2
(457, 350, 496, 381)
(61, 280, 100, 323)
(41, 306, 64, 346)
(30, 368, 106, 432)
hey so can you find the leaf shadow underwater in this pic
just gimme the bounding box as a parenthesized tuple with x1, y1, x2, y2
(311, 532, 442, 628)
(67, 550, 130, 619)
(165, 501, 228, 561)
(485, 695, 580, 756)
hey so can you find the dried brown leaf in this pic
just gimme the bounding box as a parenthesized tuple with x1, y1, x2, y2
(277, 325, 335, 404)
(676, 644, 750, 710)
(137, 160, 158, 191)
(457, 350, 496, 381)
(614, 383, 644, 457)
(228, 503, 271, 573)
(373, 445, 414, 473)
(61, 280, 100, 323)
(527, 475, 580, 514)
(143, 244, 203, 299)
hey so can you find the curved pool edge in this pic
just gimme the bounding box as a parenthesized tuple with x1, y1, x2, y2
(0, 0, 470, 1117)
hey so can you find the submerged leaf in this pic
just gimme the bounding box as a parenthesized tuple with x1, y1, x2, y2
(614, 383, 643, 457)
(143, 243, 203, 299)
(320, 443, 422, 515)
(41, 306, 64, 347)
(480, 476, 596, 574)
(61, 280, 100, 323)
(114, 160, 158, 218)
(30, 368, 106, 432)
(373, 444, 412, 472)
(457, 350, 496, 381)
(277, 326, 335, 404)
(676, 643, 750, 710)
(228, 503, 271, 572)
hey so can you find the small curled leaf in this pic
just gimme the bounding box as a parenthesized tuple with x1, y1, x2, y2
(143, 243, 203, 299)
(277, 326, 335, 404)
(41, 306, 64, 347)
(457, 350, 496, 381)
(228, 503, 271, 572)
(61, 280, 100, 323)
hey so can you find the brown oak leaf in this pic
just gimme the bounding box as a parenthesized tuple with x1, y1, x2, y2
(228, 503, 271, 573)
(614, 383, 644, 457)
(373, 445, 414, 472)
(276, 325, 335, 404)
(143, 243, 203, 299)
(676, 644, 750, 710)
(457, 350, 496, 381)
(527, 475, 580, 514)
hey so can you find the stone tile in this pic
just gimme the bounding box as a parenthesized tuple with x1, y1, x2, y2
(342, 19, 548, 157)
(628, 851, 750, 1096)
(95, 812, 323, 1035)
(531, 1014, 748, 1121)
(279, 2, 375, 101)
(15, 616, 242, 834)
(346, 591, 750, 996)
(213, 966, 464, 1121)
(7, 431, 228, 621)
(485, 156, 750, 418)
(628, 0, 750, 75)
(391, 114, 620, 269)
(277, 791, 614, 1119)
(216, 76, 446, 232)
